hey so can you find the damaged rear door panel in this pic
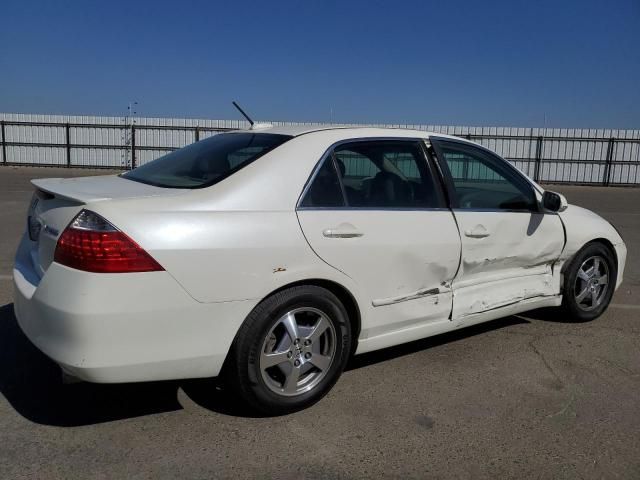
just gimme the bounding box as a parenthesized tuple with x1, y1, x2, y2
(429, 138, 565, 320)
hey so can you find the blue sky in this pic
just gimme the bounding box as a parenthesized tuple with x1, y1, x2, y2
(1, 0, 638, 128)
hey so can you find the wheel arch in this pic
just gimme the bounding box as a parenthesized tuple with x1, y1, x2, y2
(561, 237, 618, 275)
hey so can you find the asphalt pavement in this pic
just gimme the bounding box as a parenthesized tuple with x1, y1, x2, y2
(0, 166, 638, 479)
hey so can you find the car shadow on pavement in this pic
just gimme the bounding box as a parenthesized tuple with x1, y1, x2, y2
(346, 315, 529, 371)
(0, 303, 186, 426)
(1, 302, 533, 425)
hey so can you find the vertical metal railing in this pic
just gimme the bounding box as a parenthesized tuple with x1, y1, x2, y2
(533, 136, 543, 182)
(65, 123, 71, 167)
(0, 120, 6, 165)
(603, 137, 615, 186)
(131, 124, 136, 169)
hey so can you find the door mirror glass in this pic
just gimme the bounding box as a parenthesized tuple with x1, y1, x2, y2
(542, 191, 568, 212)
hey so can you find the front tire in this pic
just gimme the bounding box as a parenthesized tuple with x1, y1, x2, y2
(561, 242, 616, 322)
(225, 285, 352, 415)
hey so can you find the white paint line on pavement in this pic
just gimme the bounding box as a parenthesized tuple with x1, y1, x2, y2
(0, 274, 13, 281)
(610, 303, 640, 310)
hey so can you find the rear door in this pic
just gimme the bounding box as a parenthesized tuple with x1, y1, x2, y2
(297, 139, 461, 340)
(429, 138, 565, 321)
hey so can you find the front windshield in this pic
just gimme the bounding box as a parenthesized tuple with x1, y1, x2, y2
(122, 133, 292, 188)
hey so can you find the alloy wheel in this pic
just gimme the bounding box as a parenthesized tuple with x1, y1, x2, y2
(259, 307, 337, 397)
(574, 255, 610, 312)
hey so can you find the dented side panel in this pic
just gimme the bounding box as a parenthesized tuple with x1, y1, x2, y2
(451, 211, 565, 320)
(297, 209, 461, 339)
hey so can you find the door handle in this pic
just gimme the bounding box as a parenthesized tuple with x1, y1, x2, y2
(464, 225, 490, 238)
(322, 226, 364, 238)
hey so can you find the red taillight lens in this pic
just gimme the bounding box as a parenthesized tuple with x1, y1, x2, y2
(54, 210, 164, 273)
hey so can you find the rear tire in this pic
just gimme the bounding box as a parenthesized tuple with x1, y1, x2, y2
(561, 242, 616, 322)
(224, 285, 352, 415)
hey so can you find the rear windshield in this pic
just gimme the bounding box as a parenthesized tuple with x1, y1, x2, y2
(121, 133, 292, 188)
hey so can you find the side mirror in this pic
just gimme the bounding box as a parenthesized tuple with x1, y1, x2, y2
(542, 190, 568, 212)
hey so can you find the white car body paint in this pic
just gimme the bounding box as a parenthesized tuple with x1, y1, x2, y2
(557, 204, 626, 288)
(13, 126, 627, 382)
(450, 211, 564, 320)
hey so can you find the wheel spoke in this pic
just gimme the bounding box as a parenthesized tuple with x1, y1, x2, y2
(262, 350, 290, 369)
(309, 353, 332, 372)
(260, 307, 337, 397)
(281, 312, 299, 342)
(576, 286, 589, 303)
(283, 366, 301, 394)
(574, 255, 610, 312)
(306, 316, 330, 343)
(577, 269, 590, 282)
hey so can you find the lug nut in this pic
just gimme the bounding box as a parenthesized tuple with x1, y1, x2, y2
(305, 352, 312, 359)
(294, 338, 300, 345)
(294, 360, 300, 367)
(287, 352, 293, 358)
(304, 339, 311, 346)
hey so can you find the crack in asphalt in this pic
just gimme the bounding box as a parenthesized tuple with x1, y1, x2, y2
(528, 338, 565, 388)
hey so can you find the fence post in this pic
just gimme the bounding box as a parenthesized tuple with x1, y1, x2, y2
(131, 124, 136, 169)
(65, 123, 71, 167)
(603, 137, 615, 186)
(533, 136, 543, 182)
(195, 126, 200, 142)
(1, 120, 6, 165)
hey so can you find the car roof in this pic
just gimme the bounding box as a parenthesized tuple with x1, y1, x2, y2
(231, 123, 467, 143)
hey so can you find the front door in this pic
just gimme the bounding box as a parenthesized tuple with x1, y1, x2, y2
(297, 139, 461, 345)
(430, 138, 565, 321)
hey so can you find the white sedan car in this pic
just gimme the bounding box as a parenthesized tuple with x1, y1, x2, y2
(14, 125, 626, 414)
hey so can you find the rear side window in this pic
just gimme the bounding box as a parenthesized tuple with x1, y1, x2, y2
(122, 133, 291, 189)
(300, 157, 345, 207)
(300, 140, 441, 209)
(334, 140, 439, 208)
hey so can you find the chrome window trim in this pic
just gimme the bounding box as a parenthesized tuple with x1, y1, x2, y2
(296, 136, 445, 211)
(451, 208, 554, 214)
(297, 206, 452, 212)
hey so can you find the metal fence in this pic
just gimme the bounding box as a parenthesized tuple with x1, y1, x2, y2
(1, 113, 639, 186)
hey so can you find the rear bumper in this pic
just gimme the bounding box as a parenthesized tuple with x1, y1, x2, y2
(13, 234, 256, 383)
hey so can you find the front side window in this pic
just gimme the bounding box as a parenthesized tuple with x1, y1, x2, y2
(122, 133, 291, 189)
(436, 141, 537, 211)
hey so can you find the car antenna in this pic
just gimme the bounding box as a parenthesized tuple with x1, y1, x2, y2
(232, 101, 254, 127)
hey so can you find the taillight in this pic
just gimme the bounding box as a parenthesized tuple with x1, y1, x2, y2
(54, 210, 164, 273)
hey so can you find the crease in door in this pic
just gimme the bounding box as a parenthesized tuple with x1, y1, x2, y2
(372, 287, 440, 307)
